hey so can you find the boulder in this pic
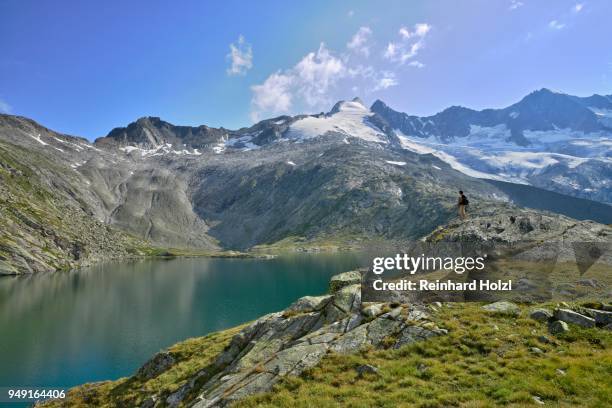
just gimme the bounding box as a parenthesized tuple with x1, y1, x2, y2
(329, 271, 361, 293)
(362, 303, 383, 318)
(549, 320, 569, 335)
(355, 364, 379, 377)
(482, 301, 520, 316)
(529, 308, 553, 322)
(394, 325, 437, 349)
(287, 295, 332, 313)
(554, 309, 595, 328)
(136, 351, 176, 380)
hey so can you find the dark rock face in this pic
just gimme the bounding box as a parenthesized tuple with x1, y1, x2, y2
(2, 89, 611, 273)
(371, 89, 611, 145)
(136, 351, 176, 381)
(371, 90, 612, 204)
(96, 117, 229, 151)
(554, 309, 596, 328)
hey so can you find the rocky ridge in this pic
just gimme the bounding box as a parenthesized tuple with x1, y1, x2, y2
(128, 271, 444, 407)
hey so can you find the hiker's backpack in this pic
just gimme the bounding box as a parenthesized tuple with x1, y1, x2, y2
(462, 195, 469, 205)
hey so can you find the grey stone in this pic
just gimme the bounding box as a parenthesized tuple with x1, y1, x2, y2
(529, 308, 553, 322)
(136, 351, 176, 380)
(384, 307, 402, 320)
(329, 284, 361, 314)
(549, 320, 570, 335)
(584, 308, 612, 326)
(537, 335, 552, 344)
(329, 271, 361, 293)
(554, 309, 595, 328)
(140, 396, 156, 408)
(287, 295, 332, 313)
(529, 347, 544, 354)
(482, 301, 520, 316)
(362, 303, 383, 318)
(394, 325, 437, 349)
(355, 364, 379, 377)
(577, 278, 598, 288)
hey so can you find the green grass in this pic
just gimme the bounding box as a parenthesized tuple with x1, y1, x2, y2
(42, 325, 245, 408)
(240, 302, 611, 408)
(43, 303, 611, 407)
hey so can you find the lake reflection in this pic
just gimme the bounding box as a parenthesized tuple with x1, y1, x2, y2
(0, 253, 366, 389)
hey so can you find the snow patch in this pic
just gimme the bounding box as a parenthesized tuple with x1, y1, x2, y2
(287, 101, 387, 143)
(29, 133, 48, 146)
(70, 161, 86, 169)
(385, 160, 406, 166)
(287, 161, 296, 166)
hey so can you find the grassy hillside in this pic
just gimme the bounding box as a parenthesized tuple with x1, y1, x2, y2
(242, 303, 611, 408)
(42, 302, 611, 407)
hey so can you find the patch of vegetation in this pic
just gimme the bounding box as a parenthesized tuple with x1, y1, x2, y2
(42, 325, 245, 408)
(240, 303, 611, 408)
(45, 303, 611, 407)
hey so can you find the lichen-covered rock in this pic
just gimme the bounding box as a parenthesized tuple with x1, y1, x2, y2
(361, 303, 383, 318)
(287, 295, 332, 313)
(329, 271, 361, 293)
(482, 301, 520, 316)
(355, 364, 379, 377)
(529, 308, 553, 322)
(394, 325, 437, 349)
(174, 273, 440, 407)
(136, 351, 176, 380)
(554, 309, 595, 328)
(584, 308, 612, 326)
(549, 320, 570, 335)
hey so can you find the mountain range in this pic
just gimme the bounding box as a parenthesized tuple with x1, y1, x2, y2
(1, 89, 611, 274)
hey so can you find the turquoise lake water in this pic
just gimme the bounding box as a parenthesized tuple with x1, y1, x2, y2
(0, 253, 367, 394)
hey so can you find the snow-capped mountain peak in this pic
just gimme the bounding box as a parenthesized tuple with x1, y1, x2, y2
(285, 98, 389, 143)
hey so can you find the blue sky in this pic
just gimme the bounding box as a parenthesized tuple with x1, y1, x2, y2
(1, 0, 611, 139)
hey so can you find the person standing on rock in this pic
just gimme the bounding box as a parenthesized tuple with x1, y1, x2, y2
(458, 190, 469, 220)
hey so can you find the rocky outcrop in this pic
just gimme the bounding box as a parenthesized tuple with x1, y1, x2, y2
(129, 271, 444, 407)
(425, 208, 611, 246)
(527, 303, 612, 335)
(482, 301, 521, 316)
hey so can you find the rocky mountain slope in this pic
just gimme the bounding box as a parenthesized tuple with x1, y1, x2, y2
(40, 267, 612, 407)
(0, 117, 154, 274)
(2, 91, 611, 274)
(372, 89, 612, 204)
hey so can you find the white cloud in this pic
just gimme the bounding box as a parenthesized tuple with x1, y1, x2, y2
(250, 72, 293, 121)
(347, 10, 354, 17)
(226, 35, 253, 76)
(384, 23, 431, 64)
(250, 23, 434, 121)
(347, 26, 372, 57)
(384, 42, 397, 59)
(399, 23, 431, 39)
(509, 0, 523, 10)
(408, 61, 425, 68)
(548, 20, 566, 30)
(372, 72, 398, 91)
(0, 98, 11, 114)
(250, 43, 347, 120)
(573, 3, 584, 12)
